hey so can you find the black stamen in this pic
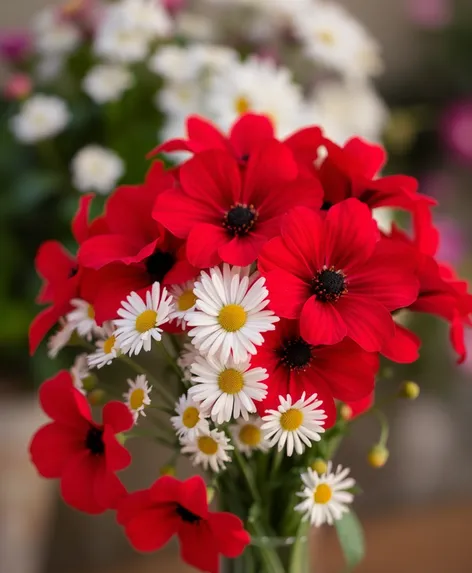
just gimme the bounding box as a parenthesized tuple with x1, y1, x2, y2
(312, 267, 347, 303)
(85, 426, 105, 455)
(145, 250, 176, 283)
(68, 266, 78, 278)
(223, 203, 257, 236)
(321, 201, 333, 211)
(176, 504, 201, 524)
(278, 337, 313, 371)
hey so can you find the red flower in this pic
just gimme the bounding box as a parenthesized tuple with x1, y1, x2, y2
(153, 142, 322, 268)
(117, 475, 250, 573)
(79, 162, 197, 323)
(29, 371, 133, 514)
(251, 319, 379, 428)
(341, 393, 374, 420)
(259, 199, 419, 352)
(316, 137, 436, 212)
(29, 194, 103, 354)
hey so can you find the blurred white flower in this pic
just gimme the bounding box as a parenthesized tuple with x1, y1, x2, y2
(10, 94, 70, 143)
(292, 1, 383, 79)
(34, 7, 81, 56)
(71, 145, 124, 194)
(83, 64, 134, 103)
(35, 56, 64, 82)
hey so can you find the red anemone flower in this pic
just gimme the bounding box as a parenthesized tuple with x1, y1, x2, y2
(259, 199, 419, 352)
(153, 142, 322, 268)
(29, 371, 133, 514)
(79, 162, 197, 323)
(117, 475, 250, 573)
(251, 319, 379, 427)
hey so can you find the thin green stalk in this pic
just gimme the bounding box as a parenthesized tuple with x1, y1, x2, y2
(159, 340, 183, 378)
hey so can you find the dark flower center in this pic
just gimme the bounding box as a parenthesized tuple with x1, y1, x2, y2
(145, 250, 176, 283)
(279, 337, 313, 371)
(240, 153, 250, 162)
(85, 426, 105, 455)
(68, 266, 78, 278)
(223, 203, 257, 236)
(321, 201, 333, 211)
(312, 267, 347, 303)
(176, 504, 201, 524)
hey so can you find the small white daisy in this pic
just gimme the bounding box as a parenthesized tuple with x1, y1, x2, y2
(186, 265, 279, 364)
(10, 94, 70, 143)
(294, 462, 355, 526)
(70, 353, 89, 395)
(113, 282, 174, 356)
(71, 145, 125, 195)
(123, 375, 152, 423)
(230, 416, 269, 456)
(169, 280, 197, 327)
(261, 393, 326, 457)
(47, 320, 74, 358)
(180, 428, 233, 473)
(82, 64, 134, 104)
(66, 299, 103, 341)
(177, 343, 199, 382)
(189, 355, 268, 424)
(170, 394, 210, 440)
(88, 322, 120, 369)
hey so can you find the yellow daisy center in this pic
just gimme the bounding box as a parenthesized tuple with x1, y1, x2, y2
(130, 388, 145, 411)
(218, 304, 247, 332)
(239, 424, 261, 447)
(135, 309, 157, 333)
(87, 305, 95, 319)
(317, 29, 336, 45)
(198, 436, 218, 455)
(218, 368, 244, 394)
(280, 408, 304, 431)
(103, 335, 115, 355)
(182, 406, 200, 429)
(314, 483, 332, 505)
(177, 289, 197, 311)
(235, 95, 251, 115)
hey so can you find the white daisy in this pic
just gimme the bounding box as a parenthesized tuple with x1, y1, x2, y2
(123, 375, 152, 423)
(10, 94, 70, 143)
(177, 342, 199, 382)
(66, 299, 103, 341)
(169, 280, 197, 327)
(230, 416, 269, 456)
(33, 7, 81, 57)
(170, 394, 210, 440)
(88, 322, 120, 369)
(294, 463, 355, 526)
(71, 145, 125, 195)
(47, 320, 74, 358)
(82, 64, 134, 104)
(180, 428, 233, 473)
(186, 265, 279, 364)
(261, 393, 326, 457)
(70, 353, 89, 395)
(189, 355, 268, 424)
(113, 282, 174, 356)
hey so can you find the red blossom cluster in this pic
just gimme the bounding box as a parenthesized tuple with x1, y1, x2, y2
(29, 114, 472, 571)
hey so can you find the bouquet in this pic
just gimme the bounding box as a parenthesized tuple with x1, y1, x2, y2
(28, 112, 472, 572)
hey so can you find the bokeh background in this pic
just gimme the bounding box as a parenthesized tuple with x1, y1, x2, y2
(1, 1, 472, 572)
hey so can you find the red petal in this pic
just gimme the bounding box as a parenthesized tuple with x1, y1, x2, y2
(344, 393, 374, 419)
(116, 489, 152, 525)
(264, 270, 312, 319)
(60, 451, 105, 514)
(29, 422, 83, 478)
(94, 466, 128, 510)
(147, 138, 193, 157)
(35, 241, 76, 285)
(163, 257, 198, 286)
(381, 323, 421, 364)
(344, 137, 386, 178)
(72, 194, 94, 245)
(125, 508, 178, 551)
(280, 207, 325, 274)
(208, 512, 250, 557)
(259, 235, 313, 282)
(324, 198, 378, 271)
(229, 113, 274, 158)
(103, 426, 132, 473)
(186, 223, 228, 268)
(295, 371, 337, 429)
(29, 303, 70, 355)
(300, 297, 347, 346)
(179, 522, 219, 573)
(79, 235, 154, 268)
(187, 115, 228, 152)
(284, 126, 323, 166)
(103, 401, 134, 434)
(218, 232, 267, 267)
(337, 295, 395, 352)
(39, 371, 92, 428)
(178, 475, 209, 519)
(150, 475, 181, 505)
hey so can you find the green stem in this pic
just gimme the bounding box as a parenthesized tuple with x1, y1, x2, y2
(372, 408, 390, 446)
(159, 340, 183, 378)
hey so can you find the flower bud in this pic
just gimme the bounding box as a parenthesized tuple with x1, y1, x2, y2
(311, 458, 328, 475)
(88, 388, 106, 405)
(367, 445, 389, 468)
(82, 374, 97, 393)
(206, 487, 215, 504)
(399, 381, 420, 400)
(159, 464, 176, 477)
(340, 403, 353, 421)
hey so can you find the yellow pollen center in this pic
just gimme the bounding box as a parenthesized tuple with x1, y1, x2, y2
(280, 408, 304, 431)
(218, 368, 244, 394)
(198, 436, 219, 456)
(135, 309, 157, 333)
(103, 335, 115, 355)
(218, 304, 247, 332)
(87, 305, 95, 319)
(177, 290, 197, 311)
(182, 406, 200, 428)
(235, 95, 251, 115)
(314, 483, 332, 504)
(318, 30, 336, 45)
(130, 388, 145, 410)
(239, 424, 261, 447)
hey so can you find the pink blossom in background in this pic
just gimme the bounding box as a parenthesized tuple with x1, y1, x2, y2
(405, 0, 452, 29)
(59, 0, 103, 32)
(3, 73, 32, 100)
(441, 100, 472, 164)
(162, 0, 187, 16)
(419, 170, 455, 202)
(0, 30, 31, 63)
(435, 217, 467, 266)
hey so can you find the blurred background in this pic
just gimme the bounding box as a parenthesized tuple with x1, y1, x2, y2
(1, 1, 472, 572)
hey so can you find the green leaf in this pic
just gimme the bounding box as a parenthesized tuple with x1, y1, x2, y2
(335, 510, 365, 571)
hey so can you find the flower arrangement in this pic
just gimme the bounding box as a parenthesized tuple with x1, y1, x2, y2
(29, 112, 472, 572)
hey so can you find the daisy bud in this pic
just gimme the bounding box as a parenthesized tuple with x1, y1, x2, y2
(311, 458, 328, 475)
(81, 374, 97, 393)
(339, 403, 353, 421)
(159, 464, 176, 477)
(206, 487, 215, 504)
(88, 388, 106, 405)
(399, 381, 420, 400)
(367, 445, 389, 468)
